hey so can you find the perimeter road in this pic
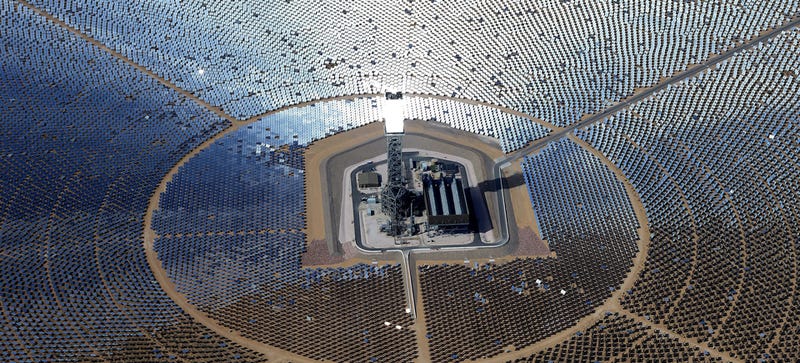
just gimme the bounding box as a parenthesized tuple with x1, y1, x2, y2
(23, 0, 799, 360)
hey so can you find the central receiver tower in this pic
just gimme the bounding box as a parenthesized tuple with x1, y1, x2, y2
(381, 92, 407, 236)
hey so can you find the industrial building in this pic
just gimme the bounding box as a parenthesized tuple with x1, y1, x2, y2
(422, 174, 470, 229)
(2, 0, 800, 362)
(356, 171, 381, 189)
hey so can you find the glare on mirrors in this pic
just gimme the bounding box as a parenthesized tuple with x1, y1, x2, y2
(383, 92, 406, 134)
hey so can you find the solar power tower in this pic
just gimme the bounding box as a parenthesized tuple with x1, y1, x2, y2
(381, 92, 408, 236)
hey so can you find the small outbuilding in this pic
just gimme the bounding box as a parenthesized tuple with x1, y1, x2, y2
(358, 172, 381, 189)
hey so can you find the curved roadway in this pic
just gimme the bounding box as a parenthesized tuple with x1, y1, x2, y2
(19, 0, 798, 359)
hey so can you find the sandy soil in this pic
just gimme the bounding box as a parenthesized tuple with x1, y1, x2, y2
(405, 119, 505, 159)
(25, 0, 798, 362)
(570, 133, 743, 363)
(304, 122, 385, 245)
(462, 133, 654, 363)
(133, 90, 729, 363)
(303, 118, 523, 267)
(142, 123, 320, 362)
(409, 92, 559, 131)
(301, 239, 346, 266)
(503, 160, 550, 256)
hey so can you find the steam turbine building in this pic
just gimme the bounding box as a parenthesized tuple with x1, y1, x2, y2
(2, 1, 800, 362)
